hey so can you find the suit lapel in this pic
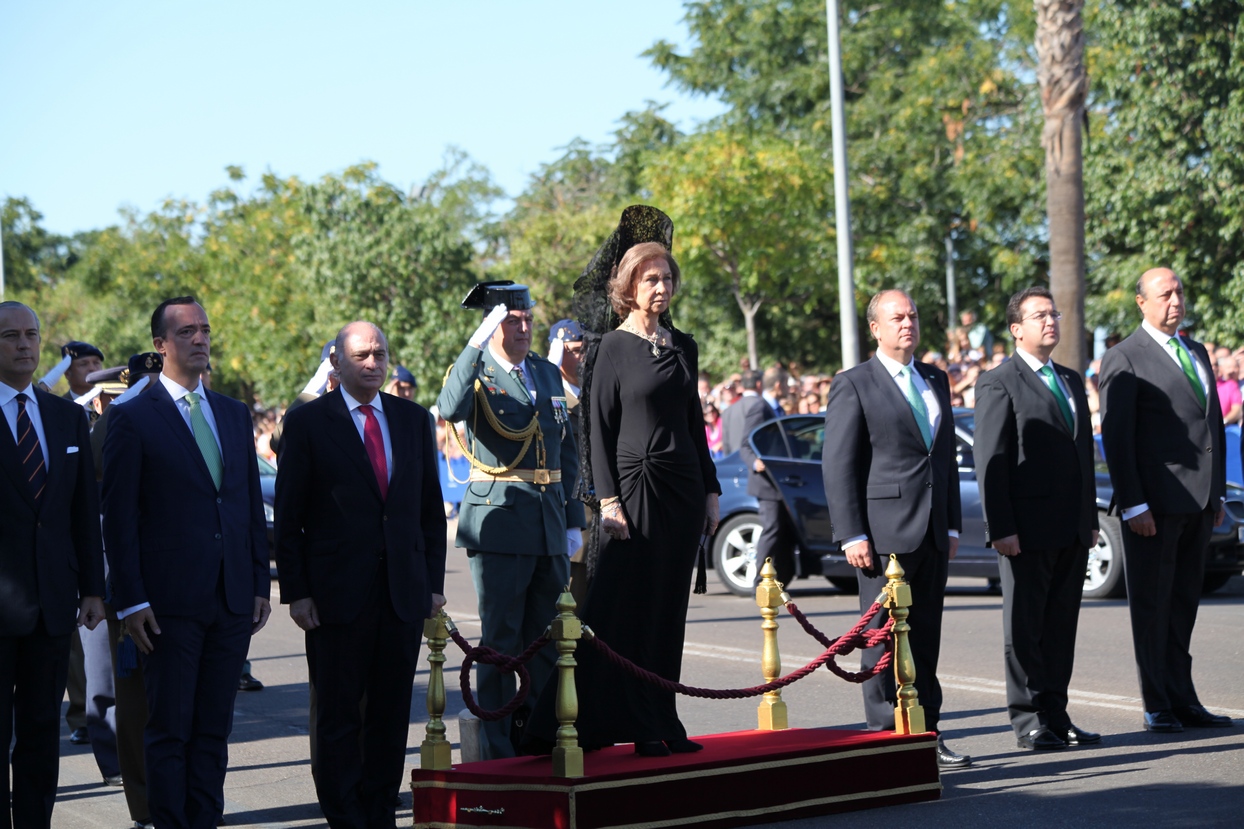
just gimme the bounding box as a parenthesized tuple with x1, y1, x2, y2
(322, 390, 384, 501)
(204, 390, 236, 478)
(1014, 358, 1072, 436)
(150, 382, 215, 485)
(0, 403, 36, 513)
(866, 358, 926, 447)
(385, 394, 413, 493)
(34, 391, 67, 511)
(1136, 330, 1205, 411)
(913, 361, 950, 445)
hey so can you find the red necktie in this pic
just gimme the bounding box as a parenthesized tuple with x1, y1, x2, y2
(358, 404, 388, 500)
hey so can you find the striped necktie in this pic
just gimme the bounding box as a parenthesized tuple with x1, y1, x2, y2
(15, 393, 47, 506)
(185, 392, 224, 489)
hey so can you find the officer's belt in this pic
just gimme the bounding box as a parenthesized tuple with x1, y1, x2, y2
(468, 469, 561, 485)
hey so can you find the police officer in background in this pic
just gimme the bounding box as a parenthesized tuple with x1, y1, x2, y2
(547, 319, 588, 603)
(387, 365, 417, 400)
(437, 282, 586, 760)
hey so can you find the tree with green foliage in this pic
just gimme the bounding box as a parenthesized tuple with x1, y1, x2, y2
(1085, 0, 1244, 345)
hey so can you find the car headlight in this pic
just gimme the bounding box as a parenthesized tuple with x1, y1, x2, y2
(263, 502, 275, 523)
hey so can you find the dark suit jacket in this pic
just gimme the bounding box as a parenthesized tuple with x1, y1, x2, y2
(273, 389, 447, 625)
(0, 389, 104, 637)
(1100, 329, 1226, 515)
(973, 356, 1098, 550)
(101, 381, 270, 617)
(734, 394, 779, 499)
(823, 357, 962, 555)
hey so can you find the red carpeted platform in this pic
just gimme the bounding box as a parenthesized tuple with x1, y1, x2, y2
(411, 728, 940, 829)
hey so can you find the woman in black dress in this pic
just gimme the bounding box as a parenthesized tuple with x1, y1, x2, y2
(570, 240, 721, 757)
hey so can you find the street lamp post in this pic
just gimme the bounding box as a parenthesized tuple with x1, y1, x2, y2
(827, 0, 859, 368)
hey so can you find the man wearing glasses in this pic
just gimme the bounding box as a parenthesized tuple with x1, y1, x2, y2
(973, 287, 1101, 751)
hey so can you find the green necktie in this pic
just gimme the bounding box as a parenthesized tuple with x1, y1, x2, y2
(1038, 365, 1076, 432)
(900, 365, 934, 450)
(1167, 337, 1207, 409)
(185, 392, 224, 489)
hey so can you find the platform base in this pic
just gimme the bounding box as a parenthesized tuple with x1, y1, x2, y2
(411, 727, 939, 829)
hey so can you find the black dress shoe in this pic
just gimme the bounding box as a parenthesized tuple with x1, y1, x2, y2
(103, 774, 124, 787)
(69, 727, 89, 745)
(1050, 723, 1101, 745)
(1173, 704, 1233, 728)
(1017, 727, 1067, 751)
(634, 741, 672, 757)
(1143, 711, 1184, 733)
(237, 672, 264, 692)
(935, 737, 972, 769)
(664, 738, 703, 753)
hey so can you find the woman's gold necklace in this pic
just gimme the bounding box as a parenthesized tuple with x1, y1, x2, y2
(621, 318, 668, 357)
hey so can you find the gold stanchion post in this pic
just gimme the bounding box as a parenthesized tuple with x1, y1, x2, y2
(755, 558, 789, 730)
(550, 589, 584, 778)
(883, 554, 926, 734)
(420, 610, 453, 769)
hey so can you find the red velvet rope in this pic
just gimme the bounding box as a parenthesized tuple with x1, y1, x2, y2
(581, 602, 895, 698)
(449, 629, 549, 722)
(784, 600, 895, 683)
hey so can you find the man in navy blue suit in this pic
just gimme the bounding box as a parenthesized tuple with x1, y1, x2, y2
(0, 301, 106, 829)
(102, 296, 271, 829)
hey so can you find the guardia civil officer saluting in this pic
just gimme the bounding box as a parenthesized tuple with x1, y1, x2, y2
(438, 281, 586, 760)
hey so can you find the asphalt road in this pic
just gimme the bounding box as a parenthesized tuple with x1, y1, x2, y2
(53, 528, 1244, 828)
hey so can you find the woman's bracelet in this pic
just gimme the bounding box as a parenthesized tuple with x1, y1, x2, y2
(600, 497, 620, 511)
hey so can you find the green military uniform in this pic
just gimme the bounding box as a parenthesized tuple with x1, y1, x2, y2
(438, 284, 586, 760)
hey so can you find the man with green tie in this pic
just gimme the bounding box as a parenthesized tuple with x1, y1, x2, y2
(1099, 268, 1234, 733)
(973, 287, 1101, 751)
(437, 282, 585, 760)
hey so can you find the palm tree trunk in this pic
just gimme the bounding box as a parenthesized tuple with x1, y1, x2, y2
(1036, 0, 1088, 373)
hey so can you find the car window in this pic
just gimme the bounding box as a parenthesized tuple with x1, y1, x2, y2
(783, 420, 825, 462)
(956, 436, 975, 470)
(751, 421, 790, 458)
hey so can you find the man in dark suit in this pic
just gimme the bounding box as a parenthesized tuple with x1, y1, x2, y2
(0, 300, 106, 829)
(275, 321, 447, 829)
(1100, 268, 1234, 732)
(102, 296, 272, 829)
(718, 369, 758, 457)
(822, 289, 969, 769)
(728, 369, 799, 587)
(973, 287, 1101, 751)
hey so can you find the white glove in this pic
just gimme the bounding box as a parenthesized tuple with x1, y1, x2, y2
(548, 337, 565, 368)
(566, 527, 583, 558)
(469, 304, 510, 349)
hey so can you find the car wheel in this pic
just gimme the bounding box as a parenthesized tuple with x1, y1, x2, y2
(1084, 513, 1126, 599)
(1202, 572, 1233, 594)
(826, 577, 859, 594)
(713, 513, 762, 597)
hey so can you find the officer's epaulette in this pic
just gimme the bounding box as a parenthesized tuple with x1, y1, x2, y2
(527, 351, 548, 364)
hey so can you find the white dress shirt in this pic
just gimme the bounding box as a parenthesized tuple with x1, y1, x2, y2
(1121, 322, 1216, 520)
(340, 386, 393, 481)
(488, 346, 538, 403)
(842, 354, 956, 551)
(0, 380, 50, 466)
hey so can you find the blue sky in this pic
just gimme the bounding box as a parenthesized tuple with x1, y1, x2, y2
(1, 1, 726, 236)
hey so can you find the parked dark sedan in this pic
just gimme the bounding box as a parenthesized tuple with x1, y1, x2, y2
(259, 455, 276, 555)
(711, 412, 1244, 598)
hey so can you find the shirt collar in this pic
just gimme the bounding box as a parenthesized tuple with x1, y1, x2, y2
(740, 390, 759, 398)
(159, 373, 207, 402)
(1013, 347, 1053, 374)
(875, 350, 916, 378)
(488, 344, 524, 376)
(340, 385, 383, 415)
(1141, 319, 1185, 349)
(0, 381, 37, 407)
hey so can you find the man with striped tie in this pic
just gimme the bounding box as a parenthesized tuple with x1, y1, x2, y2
(0, 300, 106, 829)
(973, 287, 1101, 751)
(1100, 268, 1234, 733)
(102, 296, 272, 829)
(821, 289, 969, 769)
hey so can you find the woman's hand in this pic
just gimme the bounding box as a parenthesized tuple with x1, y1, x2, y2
(704, 492, 720, 536)
(600, 497, 630, 541)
